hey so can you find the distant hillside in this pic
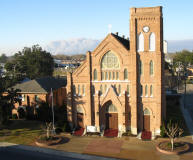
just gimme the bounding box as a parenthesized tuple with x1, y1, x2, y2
(45, 38, 193, 55)
(168, 39, 193, 53)
(45, 38, 100, 55)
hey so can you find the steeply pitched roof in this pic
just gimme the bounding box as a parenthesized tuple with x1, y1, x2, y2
(111, 33, 130, 50)
(12, 77, 66, 93)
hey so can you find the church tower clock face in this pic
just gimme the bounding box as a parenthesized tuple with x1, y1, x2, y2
(143, 26, 150, 33)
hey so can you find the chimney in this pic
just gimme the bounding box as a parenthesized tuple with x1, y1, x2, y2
(122, 35, 125, 39)
(116, 32, 118, 36)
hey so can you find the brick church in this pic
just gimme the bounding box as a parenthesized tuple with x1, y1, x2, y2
(67, 6, 166, 136)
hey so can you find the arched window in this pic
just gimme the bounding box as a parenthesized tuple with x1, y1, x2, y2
(139, 60, 143, 75)
(144, 108, 150, 115)
(92, 85, 95, 95)
(118, 84, 121, 95)
(106, 104, 117, 112)
(124, 69, 128, 80)
(104, 84, 107, 93)
(100, 85, 103, 94)
(116, 72, 119, 80)
(105, 72, 108, 80)
(137, 32, 144, 52)
(78, 85, 80, 95)
(145, 85, 148, 96)
(82, 85, 85, 95)
(150, 60, 154, 76)
(73, 85, 76, 95)
(149, 32, 155, 51)
(94, 69, 97, 81)
(150, 85, 153, 96)
(101, 51, 120, 69)
(101, 72, 104, 80)
(127, 85, 130, 95)
(141, 85, 143, 96)
(109, 72, 112, 80)
(77, 106, 83, 114)
(113, 72, 115, 80)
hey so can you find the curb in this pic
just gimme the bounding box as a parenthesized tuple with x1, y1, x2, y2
(0, 142, 119, 160)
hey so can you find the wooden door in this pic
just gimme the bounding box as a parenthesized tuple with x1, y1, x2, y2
(77, 113, 84, 128)
(106, 113, 118, 129)
(143, 115, 150, 131)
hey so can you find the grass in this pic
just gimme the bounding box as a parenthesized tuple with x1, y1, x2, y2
(0, 120, 43, 145)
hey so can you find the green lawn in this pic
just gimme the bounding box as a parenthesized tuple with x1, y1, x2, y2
(0, 120, 44, 145)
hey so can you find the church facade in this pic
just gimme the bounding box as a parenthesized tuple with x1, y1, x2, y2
(66, 6, 166, 136)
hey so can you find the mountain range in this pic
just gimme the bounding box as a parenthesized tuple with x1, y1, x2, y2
(45, 38, 193, 55)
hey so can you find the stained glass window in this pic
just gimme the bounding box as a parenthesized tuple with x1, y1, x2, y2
(100, 85, 103, 94)
(145, 85, 148, 96)
(106, 104, 117, 112)
(116, 72, 119, 80)
(144, 108, 150, 115)
(150, 85, 153, 96)
(124, 69, 128, 80)
(82, 85, 85, 95)
(101, 72, 104, 80)
(101, 51, 120, 69)
(150, 61, 154, 75)
(113, 72, 115, 80)
(94, 69, 97, 80)
(127, 85, 130, 95)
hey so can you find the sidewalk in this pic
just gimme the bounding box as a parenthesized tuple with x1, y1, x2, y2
(1, 135, 193, 160)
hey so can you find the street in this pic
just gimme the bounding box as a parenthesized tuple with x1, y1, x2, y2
(0, 147, 84, 160)
(185, 94, 193, 120)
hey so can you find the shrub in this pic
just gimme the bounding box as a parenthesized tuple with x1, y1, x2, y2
(18, 108, 25, 119)
(160, 123, 166, 137)
(12, 114, 18, 119)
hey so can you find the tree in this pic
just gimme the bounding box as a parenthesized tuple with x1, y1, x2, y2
(5, 45, 54, 79)
(0, 54, 8, 63)
(173, 50, 193, 72)
(0, 77, 21, 125)
(163, 120, 183, 151)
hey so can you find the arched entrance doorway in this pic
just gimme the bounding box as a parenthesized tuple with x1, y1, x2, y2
(105, 102, 118, 130)
(143, 108, 150, 131)
(77, 106, 84, 128)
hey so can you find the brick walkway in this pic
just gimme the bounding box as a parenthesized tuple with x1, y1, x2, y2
(49, 135, 193, 160)
(85, 139, 123, 154)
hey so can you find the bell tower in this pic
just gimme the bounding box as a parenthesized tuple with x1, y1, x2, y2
(129, 6, 165, 135)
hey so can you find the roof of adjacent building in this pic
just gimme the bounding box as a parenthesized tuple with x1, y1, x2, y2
(11, 76, 66, 93)
(111, 33, 130, 50)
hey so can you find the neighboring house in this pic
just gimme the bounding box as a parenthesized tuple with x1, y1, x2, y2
(10, 77, 67, 115)
(187, 66, 193, 80)
(66, 6, 166, 136)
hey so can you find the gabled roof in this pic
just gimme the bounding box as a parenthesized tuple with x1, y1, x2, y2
(11, 77, 66, 93)
(111, 33, 130, 50)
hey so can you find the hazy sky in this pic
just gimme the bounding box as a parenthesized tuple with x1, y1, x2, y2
(1, 0, 193, 55)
